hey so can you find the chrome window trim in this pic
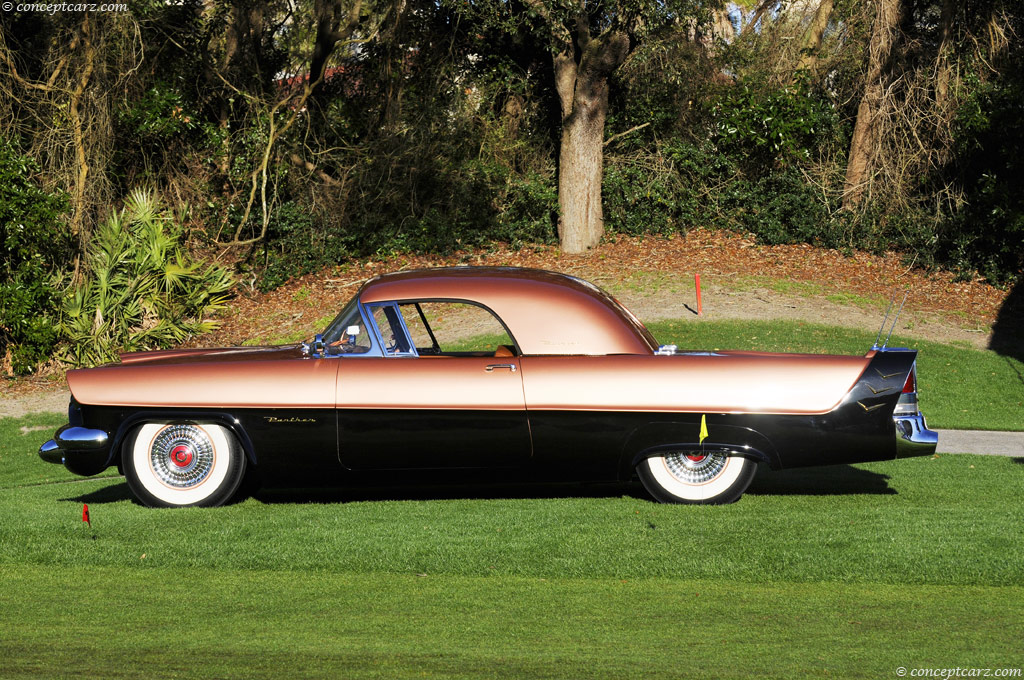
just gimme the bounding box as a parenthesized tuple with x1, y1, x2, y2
(386, 297, 521, 356)
(316, 298, 384, 359)
(364, 301, 419, 359)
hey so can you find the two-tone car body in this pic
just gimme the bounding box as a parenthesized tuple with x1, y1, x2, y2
(40, 267, 938, 506)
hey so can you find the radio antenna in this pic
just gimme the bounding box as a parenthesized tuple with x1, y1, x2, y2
(882, 290, 909, 348)
(872, 290, 897, 350)
(876, 288, 909, 350)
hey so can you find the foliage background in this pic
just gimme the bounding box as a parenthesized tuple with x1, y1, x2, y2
(0, 0, 1021, 372)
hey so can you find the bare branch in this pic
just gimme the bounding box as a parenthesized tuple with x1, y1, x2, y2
(740, 0, 777, 38)
(603, 122, 650, 148)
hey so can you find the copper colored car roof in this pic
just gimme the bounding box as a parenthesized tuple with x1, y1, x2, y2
(357, 267, 658, 355)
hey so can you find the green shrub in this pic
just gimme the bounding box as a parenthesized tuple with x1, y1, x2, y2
(493, 171, 558, 246)
(60, 190, 233, 367)
(707, 75, 840, 170)
(603, 137, 833, 247)
(935, 72, 1024, 284)
(603, 151, 686, 235)
(118, 83, 201, 145)
(0, 137, 69, 375)
(256, 202, 331, 292)
(259, 152, 557, 293)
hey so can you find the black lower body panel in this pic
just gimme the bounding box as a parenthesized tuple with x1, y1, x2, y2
(68, 395, 903, 489)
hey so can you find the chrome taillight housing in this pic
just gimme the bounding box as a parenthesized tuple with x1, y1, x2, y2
(894, 364, 920, 416)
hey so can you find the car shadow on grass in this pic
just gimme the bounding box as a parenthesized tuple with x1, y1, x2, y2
(59, 478, 255, 507)
(55, 464, 897, 506)
(252, 481, 651, 505)
(253, 464, 895, 504)
(747, 463, 895, 496)
(60, 480, 133, 504)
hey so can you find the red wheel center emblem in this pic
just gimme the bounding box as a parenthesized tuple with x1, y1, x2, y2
(169, 444, 194, 468)
(686, 454, 707, 463)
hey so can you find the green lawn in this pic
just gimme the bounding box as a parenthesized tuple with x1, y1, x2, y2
(3, 567, 1021, 679)
(2, 411, 1022, 678)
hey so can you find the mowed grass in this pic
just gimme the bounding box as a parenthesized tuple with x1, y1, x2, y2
(2, 411, 1023, 678)
(4, 567, 1021, 680)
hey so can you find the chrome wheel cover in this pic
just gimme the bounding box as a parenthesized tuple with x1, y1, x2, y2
(662, 451, 728, 485)
(149, 424, 215, 489)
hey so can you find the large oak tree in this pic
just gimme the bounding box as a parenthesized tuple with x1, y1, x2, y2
(466, 0, 717, 254)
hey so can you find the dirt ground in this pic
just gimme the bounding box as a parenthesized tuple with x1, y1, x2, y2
(1, 229, 1013, 419)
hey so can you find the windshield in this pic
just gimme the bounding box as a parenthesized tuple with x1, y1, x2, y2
(321, 296, 372, 355)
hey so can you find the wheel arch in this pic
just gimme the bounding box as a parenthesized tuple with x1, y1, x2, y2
(618, 420, 781, 480)
(109, 410, 258, 469)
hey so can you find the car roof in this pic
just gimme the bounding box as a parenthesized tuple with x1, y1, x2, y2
(358, 267, 657, 355)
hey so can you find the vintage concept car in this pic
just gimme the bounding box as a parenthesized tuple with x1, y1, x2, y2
(40, 267, 938, 507)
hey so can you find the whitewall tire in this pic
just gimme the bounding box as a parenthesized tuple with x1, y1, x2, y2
(637, 451, 756, 504)
(123, 422, 246, 508)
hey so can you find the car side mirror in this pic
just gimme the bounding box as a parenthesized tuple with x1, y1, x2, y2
(312, 333, 325, 357)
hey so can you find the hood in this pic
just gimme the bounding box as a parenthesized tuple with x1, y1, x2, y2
(118, 345, 306, 366)
(70, 343, 336, 409)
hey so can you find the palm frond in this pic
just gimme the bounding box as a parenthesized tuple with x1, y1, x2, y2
(59, 191, 235, 367)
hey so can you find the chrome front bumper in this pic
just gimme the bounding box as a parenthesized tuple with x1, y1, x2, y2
(39, 425, 111, 475)
(894, 414, 939, 458)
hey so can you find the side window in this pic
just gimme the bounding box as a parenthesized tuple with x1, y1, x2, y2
(369, 304, 415, 356)
(398, 302, 515, 356)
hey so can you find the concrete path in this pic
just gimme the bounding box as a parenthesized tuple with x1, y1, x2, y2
(935, 429, 1024, 457)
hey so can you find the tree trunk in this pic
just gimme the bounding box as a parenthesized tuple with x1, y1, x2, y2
(558, 84, 608, 253)
(555, 26, 629, 254)
(308, 0, 364, 122)
(843, 0, 902, 210)
(934, 0, 955, 107)
(68, 13, 96, 242)
(711, 7, 735, 44)
(799, 0, 833, 71)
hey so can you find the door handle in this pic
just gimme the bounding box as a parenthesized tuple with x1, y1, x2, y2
(485, 363, 517, 373)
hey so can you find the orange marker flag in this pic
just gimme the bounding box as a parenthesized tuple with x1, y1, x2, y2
(82, 503, 91, 528)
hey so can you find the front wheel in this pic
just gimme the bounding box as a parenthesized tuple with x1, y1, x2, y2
(637, 451, 756, 504)
(123, 422, 246, 508)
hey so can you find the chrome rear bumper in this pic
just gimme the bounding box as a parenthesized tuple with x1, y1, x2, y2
(894, 414, 939, 458)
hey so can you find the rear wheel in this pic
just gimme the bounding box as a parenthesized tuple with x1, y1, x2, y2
(637, 451, 756, 504)
(123, 422, 246, 508)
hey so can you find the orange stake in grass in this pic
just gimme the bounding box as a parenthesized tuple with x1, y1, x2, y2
(695, 274, 703, 316)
